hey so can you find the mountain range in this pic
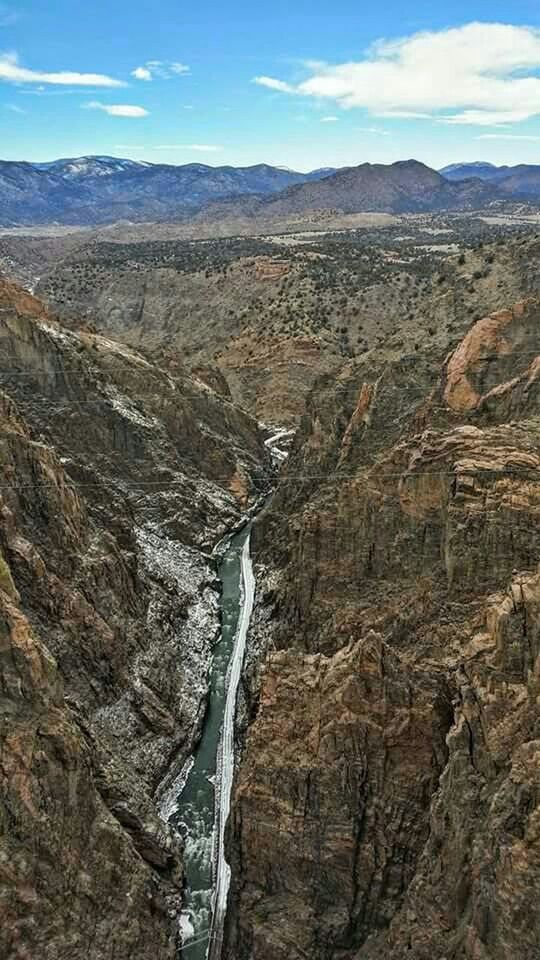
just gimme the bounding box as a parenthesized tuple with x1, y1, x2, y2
(0, 156, 337, 226)
(211, 159, 497, 219)
(0, 156, 539, 226)
(440, 160, 540, 200)
(440, 160, 540, 182)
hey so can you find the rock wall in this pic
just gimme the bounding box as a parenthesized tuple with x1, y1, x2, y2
(0, 278, 269, 959)
(226, 298, 540, 959)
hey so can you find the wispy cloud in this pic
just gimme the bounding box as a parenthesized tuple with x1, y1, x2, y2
(252, 23, 540, 126)
(132, 59, 190, 81)
(86, 101, 149, 117)
(252, 76, 294, 94)
(441, 110, 532, 127)
(0, 51, 124, 86)
(357, 126, 390, 135)
(5, 101, 24, 112)
(377, 111, 432, 120)
(152, 143, 223, 152)
(320, 115, 338, 122)
(477, 133, 540, 141)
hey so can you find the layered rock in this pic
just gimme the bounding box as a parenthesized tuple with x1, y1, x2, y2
(226, 298, 540, 959)
(0, 277, 269, 959)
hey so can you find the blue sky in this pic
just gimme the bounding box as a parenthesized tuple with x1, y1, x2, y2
(1, 0, 540, 170)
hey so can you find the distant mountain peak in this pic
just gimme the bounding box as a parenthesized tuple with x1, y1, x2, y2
(441, 161, 498, 173)
(440, 161, 540, 190)
(32, 155, 154, 178)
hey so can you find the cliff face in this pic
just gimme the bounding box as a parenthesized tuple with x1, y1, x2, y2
(227, 299, 540, 959)
(0, 278, 269, 959)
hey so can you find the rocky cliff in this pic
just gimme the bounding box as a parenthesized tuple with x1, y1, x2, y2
(226, 298, 540, 959)
(0, 277, 269, 959)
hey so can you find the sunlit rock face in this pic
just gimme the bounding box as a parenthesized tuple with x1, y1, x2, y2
(226, 297, 540, 960)
(0, 276, 269, 960)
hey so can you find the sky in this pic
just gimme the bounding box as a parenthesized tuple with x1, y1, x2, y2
(1, 0, 540, 171)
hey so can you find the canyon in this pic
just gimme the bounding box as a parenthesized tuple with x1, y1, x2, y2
(0, 219, 539, 960)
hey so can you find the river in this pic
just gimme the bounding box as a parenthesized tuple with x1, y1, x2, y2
(170, 522, 254, 960)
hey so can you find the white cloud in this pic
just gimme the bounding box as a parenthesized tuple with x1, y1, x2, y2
(320, 115, 338, 122)
(183, 104, 194, 109)
(132, 66, 152, 81)
(0, 51, 124, 86)
(253, 75, 294, 94)
(253, 23, 540, 126)
(377, 111, 432, 120)
(357, 126, 390, 135)
(477, 133, 540, 141)
(5, 101, 24, 112)
(152, 143, 223, 152)
(442, 109, 533, 126)
(132, 59, 190, 80)
(86, 101, 149, 117)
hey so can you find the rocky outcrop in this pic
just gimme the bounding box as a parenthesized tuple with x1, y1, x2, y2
(254, 257, 291, 281)
(0, 277, 269, 959)
(226, 298, 540, 959)
(0, 563, 181, 960)
(443, 300, 539, 413)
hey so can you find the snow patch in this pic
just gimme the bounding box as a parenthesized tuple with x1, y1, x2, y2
(103, 384, 158, 429)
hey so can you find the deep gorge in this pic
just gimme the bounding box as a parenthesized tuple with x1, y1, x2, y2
(1, 232, 539, 960)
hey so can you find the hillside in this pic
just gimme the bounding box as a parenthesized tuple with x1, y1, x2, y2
(27, 217, 540, 424)
(201, 160, 500, 221)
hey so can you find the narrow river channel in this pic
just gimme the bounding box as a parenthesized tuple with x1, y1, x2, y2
(170, 523, 253, 960)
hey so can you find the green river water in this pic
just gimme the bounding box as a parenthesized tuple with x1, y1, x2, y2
(171, 525, 250, 959)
